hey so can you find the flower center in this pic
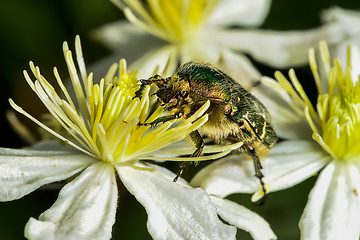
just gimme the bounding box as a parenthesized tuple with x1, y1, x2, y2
(10, 36, 243, 170)
(119, 0, 219, 43)
(69, 60, 209, 164)
(273, 42, 360, 161)
(316, 66, 360, 160)
(9, 37, 205, 165)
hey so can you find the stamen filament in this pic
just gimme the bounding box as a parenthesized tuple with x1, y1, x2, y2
(142, 141, 243, 161)
(9, 99, 95, 157)
(54, 67, 76, 110)
(74, 35, 88, 95)
(289, 69, 320, 124)
(63, 48, 89, 122)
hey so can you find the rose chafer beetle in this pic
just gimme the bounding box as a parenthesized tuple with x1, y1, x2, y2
(137, 61, 277, 196)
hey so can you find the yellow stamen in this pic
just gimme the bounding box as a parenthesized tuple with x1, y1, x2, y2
(10, 35, 240, 173)
(277, 41, 360, 161)
(115, 0, 220, 43)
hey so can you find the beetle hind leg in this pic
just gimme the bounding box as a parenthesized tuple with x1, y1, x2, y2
(252, 153, 267, 197)
(173, 161, 192, 182)
(243, 145, 267, 198)
(252, 154, 267, 204)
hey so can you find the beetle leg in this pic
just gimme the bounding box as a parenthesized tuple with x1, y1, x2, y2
(173, 161, 192, 182)
(138, 112, 182, 126)
(243, 145, 267, 198)
(134, 75, 164, 99)
(251, 152, 266, 194)
(173, 130, 204, 182)
(134, 83, 148, 99)
(189, 130, 205, 157)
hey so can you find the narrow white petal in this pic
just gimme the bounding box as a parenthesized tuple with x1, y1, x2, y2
(180, 39, 222, 65)
(117, 164, 237, 240)
(207, 0, 271, 27)
(324, 39, 360, 84)
(212, 23, 348, 68)
(211, 197, 276, 240)
(322, 7, 360, 36)
(26, 140, 81, 151)
(129, 45, 178, 79)
(191, 140, 329, 199)
(191, 154, 259, 197)
(25, 162, 118, 240)
(258, 141, 329, 194)
(321, 7, 360, 74)
(218, 49, 261, 90)
(348, 46, 360, 82)
(0, 147, 95, 201)
(300, 161, 360, 240)
(92, 20, 160, 50)
(89, 21, 165, 76)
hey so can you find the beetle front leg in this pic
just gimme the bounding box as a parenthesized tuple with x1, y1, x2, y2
(139, 112, 182, 126)
(173, 130, 204, 182)
(134, 74, 163, 99)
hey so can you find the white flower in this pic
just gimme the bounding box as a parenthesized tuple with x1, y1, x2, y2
(322, 6, 360, 58)
(192, 42, 360, 239)
(1, 35, 276, 239)
(93, 0, 351, 84)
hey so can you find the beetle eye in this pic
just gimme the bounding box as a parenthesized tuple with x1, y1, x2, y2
(181, 91, 189, 98)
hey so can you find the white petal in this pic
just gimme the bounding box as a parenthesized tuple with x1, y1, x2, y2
(211, 197, 276, 240)
(258, 140, 329, 193)
(25, 162, 118, 240)
(322, 7, 360, 36)
(212, 23, 348, 68)
(129, 44, 178, 78)
(89, 22, 166, 78)
(90, 21, 168, 78)
(92, 20, 160, 51)
(191, 140, 329, 199)
(0, 147, 95, 201)
(252, 77, 313, 140)
(322, 8, 360, 74)
(87, 53, 131, 81)
(207, 0, 271, 27)
(324, 38, 360, 86)
(327, 34, 360, 75)
(191, 154, 259, 198)
(25, 140, 80, 151)
(348, 45, 360, 84)
(117, 164, 236, 240)
(300, 161, 360, 240)
(218, 49, 261, 89)
(180, 39, 222, 64)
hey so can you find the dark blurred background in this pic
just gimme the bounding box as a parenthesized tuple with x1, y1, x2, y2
(0, 0, 359, 239)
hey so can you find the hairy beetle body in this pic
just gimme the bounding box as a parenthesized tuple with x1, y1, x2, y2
(138, 62, 277, 196)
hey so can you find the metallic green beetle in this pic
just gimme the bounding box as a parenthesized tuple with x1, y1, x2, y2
(137, 61, 277, 195)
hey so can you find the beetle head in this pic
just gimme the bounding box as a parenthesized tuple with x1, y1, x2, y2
(155, 74, 191, 111)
